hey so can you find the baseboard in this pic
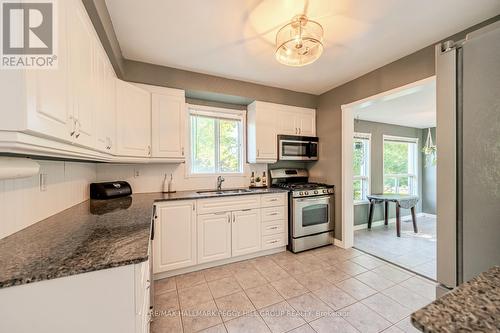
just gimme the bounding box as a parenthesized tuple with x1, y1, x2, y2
(419, 213, 436, 218)
(333, 238, 346, 248)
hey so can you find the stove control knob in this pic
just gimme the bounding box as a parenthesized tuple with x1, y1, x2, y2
(323, 189, 327, 194)
(304, 191, 309, 195)
(299, 192, 303, 196)
(314, 190, 318, 194)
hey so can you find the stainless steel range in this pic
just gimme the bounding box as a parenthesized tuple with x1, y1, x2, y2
(270, 169, 334, 253)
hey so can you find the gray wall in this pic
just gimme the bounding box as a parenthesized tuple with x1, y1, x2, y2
(353, 120, 424, 226)
(311, 16, 499, 240)
(421, 127, 437, 214)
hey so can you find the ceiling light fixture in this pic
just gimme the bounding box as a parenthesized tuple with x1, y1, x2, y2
(275, 14, 323, 67)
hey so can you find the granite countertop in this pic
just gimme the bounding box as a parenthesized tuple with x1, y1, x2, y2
(0, 187, 289, 289)
(154, 187, 288, 201)
(411, 266, 500, 332)
(0, 193, 159, 289)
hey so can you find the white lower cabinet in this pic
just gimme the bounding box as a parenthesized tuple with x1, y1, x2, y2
(154, 200, 196, 273)
(197, 212, 232, 264)
(232, 209, 262, 257)
(155, 193, 288, 274)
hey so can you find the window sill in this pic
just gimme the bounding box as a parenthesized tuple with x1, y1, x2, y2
(354, 200, 369, 206)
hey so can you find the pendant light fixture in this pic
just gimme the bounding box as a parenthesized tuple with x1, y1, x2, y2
(275, 14, 323, 67)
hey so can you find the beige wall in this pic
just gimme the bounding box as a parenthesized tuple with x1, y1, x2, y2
(311, 16, 499, 240)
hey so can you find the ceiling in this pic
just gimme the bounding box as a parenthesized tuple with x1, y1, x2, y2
(353, 78, 436, 129)
(105, 0, 500, 94)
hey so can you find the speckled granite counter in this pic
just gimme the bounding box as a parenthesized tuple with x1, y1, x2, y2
(154, 187, 288, 201)
(0, 188, 288, 289)
(411, 266, 500, 332)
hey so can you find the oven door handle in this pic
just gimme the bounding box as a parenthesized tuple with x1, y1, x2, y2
(296, 195, 332, 202)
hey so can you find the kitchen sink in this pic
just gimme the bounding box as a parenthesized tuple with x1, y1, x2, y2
(197, 189, 253, 195)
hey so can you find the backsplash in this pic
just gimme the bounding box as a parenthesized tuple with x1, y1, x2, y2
(0, 160, 96, 239)
(96, 163, 268, 193)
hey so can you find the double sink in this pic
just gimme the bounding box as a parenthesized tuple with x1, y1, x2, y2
(196, 188, 253, 196)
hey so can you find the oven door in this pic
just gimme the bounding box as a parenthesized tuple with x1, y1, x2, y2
(279, 139, 318, 161)
(292, 195, 334, 238)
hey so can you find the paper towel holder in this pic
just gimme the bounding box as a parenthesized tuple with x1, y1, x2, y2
(0, 157, 40, 180)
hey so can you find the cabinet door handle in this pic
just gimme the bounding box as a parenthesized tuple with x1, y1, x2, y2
(147, 145, 151, 156)
(269, 198, 278, 202)
(181, 147, 184, 156)
(257, 149, 260, 157)
(75, 120, 81, 139)
(69, 117, 76, 136)
(269, 240, 278, 244)
(269, 226, 278, 230)
(268, 212, 278, 216)
(227, 215, 231, 223)
(232, 214, 236, 223)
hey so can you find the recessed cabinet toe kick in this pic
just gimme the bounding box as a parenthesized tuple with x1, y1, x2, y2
(153, 193, 288, 278)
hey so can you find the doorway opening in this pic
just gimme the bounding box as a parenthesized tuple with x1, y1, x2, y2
(341, 77, 437, 280)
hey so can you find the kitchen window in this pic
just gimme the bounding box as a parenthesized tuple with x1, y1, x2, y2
(383, 135, 418, 195)
(188, 105, 244, 175)
(353, 133, 371, 203)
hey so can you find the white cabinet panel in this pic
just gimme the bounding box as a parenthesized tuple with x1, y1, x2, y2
(116, 80, 151, 157)
(261, 206, 286, 222)
(25, 0, 71, 142)
(277, 109, 298, 135)
(154, 201, 196, 273)
(261, 193, 287, 208)
(247, 101, 278, 163)
(197, 195, 260, 215)
(67, 1, 95, 148)
(262, 220, 286, 236)
(262, 233, 286, 250)
(151, 89, 185, 159)
(197, 212, 232, 264)
(232, 209, 261, 257)
(296, 109, 316, 136)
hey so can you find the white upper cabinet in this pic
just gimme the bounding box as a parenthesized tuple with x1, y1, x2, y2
(247, 101, 278, 163)
(115, 80, 151, 157)
(67, 0, 95, 148)
(150, 87, 186, 159)
(23, 0, 72, 142)
(247, 101, 316, 163)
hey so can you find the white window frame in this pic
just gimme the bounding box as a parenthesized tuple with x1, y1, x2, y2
(382, 135, 418, 195)
(353, 132, 371, 204)
(186, 104, 246, 177)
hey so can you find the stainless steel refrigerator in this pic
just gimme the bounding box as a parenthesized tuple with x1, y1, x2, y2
(436, 20, 500, 290)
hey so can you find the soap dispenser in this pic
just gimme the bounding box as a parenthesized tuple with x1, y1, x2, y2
(168, 173, 176, 193)
(162, 174, 169, 193)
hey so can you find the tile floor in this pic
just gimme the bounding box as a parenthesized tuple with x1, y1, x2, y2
(354, 216, 436, 280)
(152, 246, 437, 333)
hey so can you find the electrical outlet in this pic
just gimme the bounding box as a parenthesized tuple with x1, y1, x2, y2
(39, 173, 47, 192)
(134, 169, 140, 178)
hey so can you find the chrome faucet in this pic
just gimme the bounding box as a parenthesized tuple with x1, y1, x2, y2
(216, 176, 225, 191)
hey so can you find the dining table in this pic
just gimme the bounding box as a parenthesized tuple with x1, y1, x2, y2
(366, 194, 419, 237)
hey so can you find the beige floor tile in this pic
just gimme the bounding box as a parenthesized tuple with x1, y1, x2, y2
(259, 301, 306, 333)
(293, 270, 332, 291)
(309, 315, 359, 333)
(225, 312, 271, 333)
(372, 264, 414, 284)
(208, 276, 243, 298)
(287, 293, 333, 322)
(382, 285, 432, 312)
(155, 277, 177, 295)
(215, 291, 255, 322)
(335, 260, 369, 275)
(356, 271, 396, 291)
(181, 299, 222, 333)
(198, 323, 227, 333)
(150, 311, 183, 333)
(336, 278, 377, 300)
(313, 285, 356, 310)
(382, 325, 405, 332)
(350, 255, 386, 270)
(176, 271, 206, 290)
(399, 276, 436, 300)
(278, 260, 308, 275)
(227, 260, 256, 273)
(322, 266, 351, 283)
(155, 290, 180, 312)
(178, 283, 213, 308)
(361, 293, 413, 324)
(256, 263, 291, 282)
(234, 268, 268, 289)
(203, 265, 233, 282)
(343, 302, 392, 333)
(286, 324, 316, 333)
(395, 316, 421, 333)
(271, 277, 308, 299)
(245, 284, 284, 309)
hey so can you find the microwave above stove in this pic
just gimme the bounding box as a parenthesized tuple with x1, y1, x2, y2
(278, 135, 318, 161)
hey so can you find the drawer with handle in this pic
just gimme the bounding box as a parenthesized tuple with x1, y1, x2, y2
(262, 233, 286, 250)
(262, 220, 285, 236)
(261, 193, 286, 208)
(261, 206, 286, 222)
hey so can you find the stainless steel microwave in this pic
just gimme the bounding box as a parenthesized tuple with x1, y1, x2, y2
(278, 135, 319, 161)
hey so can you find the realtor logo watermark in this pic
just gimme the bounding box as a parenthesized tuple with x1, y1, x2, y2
(1, 0, 57, 68)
